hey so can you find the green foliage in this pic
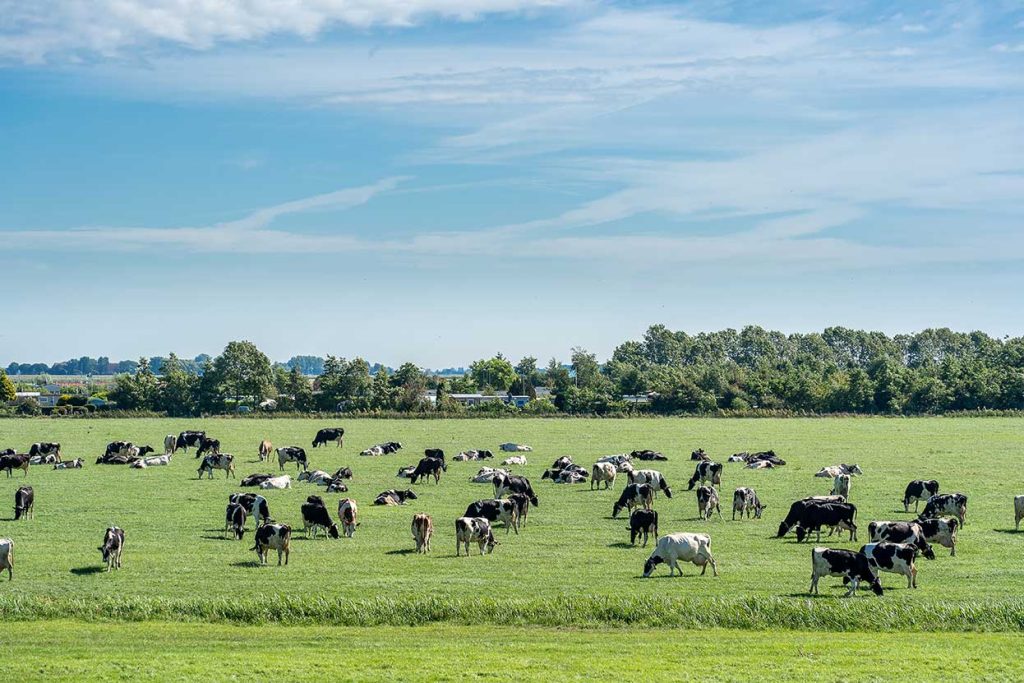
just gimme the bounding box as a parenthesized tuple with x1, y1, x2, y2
(212, 341, 274, 406)
(109, 358, 159, 410)
(16, 397, 40, 415)
(469, 355, 516, 392)
(0, 369, 16, 402)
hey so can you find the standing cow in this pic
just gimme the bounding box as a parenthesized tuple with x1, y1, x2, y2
(312, 428, 345, 448)
(642, 533, 717, 577)
(412, 513, 433, 553)
(98, 527, 125, 571)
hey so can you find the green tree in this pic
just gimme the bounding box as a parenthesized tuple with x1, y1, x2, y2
(370, 368, 397, 410)
(157, 353, 198, 417)
(469, 355, 516, 392)
(109, 357, 159, 410)
(212, 341, 274, 406)
(0, 369, 15, 402)
(287, 365, 315, 412)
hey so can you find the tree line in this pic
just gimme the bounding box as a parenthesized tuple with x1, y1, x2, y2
(3, 325, 1024, 416)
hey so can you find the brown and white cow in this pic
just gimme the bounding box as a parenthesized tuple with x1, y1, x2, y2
(412, 513, 433, 553)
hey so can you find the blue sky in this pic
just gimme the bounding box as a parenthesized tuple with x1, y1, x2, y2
(2, 1, 1023, 367)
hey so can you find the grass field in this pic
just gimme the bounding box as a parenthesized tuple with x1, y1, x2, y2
(4, 621, 1023, 681)
(0, 417, 1023, 631)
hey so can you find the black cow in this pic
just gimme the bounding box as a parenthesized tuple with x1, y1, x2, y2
(29, 442, 60, 459)
(903, 480, 939, 513)
(14, 486, 34, 520)
(410, 456, 446, 484)
(866, 521, 936, 560)
(507, 492, 531, 527)
(689, 449, 709, 461)
(794, 503, 859, 543)
(373, 489, 418, 506)
(424, 448, 446, 464)
(225, 502, 248, 540)
(196, 437, 221, 458)
(312, 428, 345, 449)
(229, 492, 270, 526)
(687, 461, 722, 490)
(809, 547, 882, 596)
(333, 467, 353, 480)
(0, 455, 29, 477)
(629, 509, 658, 546)
(778, 499, 858, 540)
(919, 493, 967, 526)
(630, 449, 667, 461)
(492, 473, 539, 507)
(301, 496, 340, 538)
(613, 483, 654, 518)
(464, 499, 519, 534)
(176, 431, 206, 453)
(240, 473, 273, 487)
(0, 448, 14, 457)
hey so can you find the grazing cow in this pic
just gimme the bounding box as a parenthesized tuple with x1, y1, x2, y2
(276, 447, 309, 472)
(732, 487, 765, 520)
(196, 438, 221, 458)
(809, 547, 882, 596)
(252, 523, 291, 565)
(794, 503, 859, 543)
(297, 470, 332, 485)
(903, 480, 940, 513)
(99, 527, 125, 571)
(176, 431, 206, 453)
(502, 455, 528, 466)
(338, 498, 358, 537)
(373, 489, 418, 506)
(629, 509, 658, 546)
(29, 442, 60, 459)
(866, 521, 936, 560)
(916, 517, 959, 556)
(0, 448, 14, 456)
(612, 483, 654, 518)
(831, 474, 851, 499)
(410, 456, 446, 485)
(259, 475, 292, 490)
(492, 474, 539, 507)
(397, 465, 417, 479)
(163, 435, 176, 455)
(591, 462, 617, 490)
(241, 473, 273, 487)
(198, 454, 235, 479)
(14, 486, 34, 520)
(507, 492, 531, 528)
(312, 428, 345, 449)
(597, 454, 633, 472)
(470, 467, 508, 484)
(1016, 495, 1024, 531)
(920, 493, 968, 527)
(301, 496, 340, 539)
(0, 538, 12, 580)
(860, 542, 920, 589)
(690, 449, 709, 461)
(815, 464, 863, 478)
(499, 443, 532, 452)
(423, 449, 446, 465)
(229, 493, 271, 526)
(464, 499, 519, 534)
(697, 485, 722, 521)
(455, 517, 498, 556)
(642, 532, 717, 577)
(412, 513, 433, 552)
(777, 499, 855, 539)
(627, 469, 672, 498)
(258, 439, 273, 462)
(225, 502, 248, 540)
(687, 461, 722, 490)
(0, 455, 29, 477)
(54, 458, 85, 469)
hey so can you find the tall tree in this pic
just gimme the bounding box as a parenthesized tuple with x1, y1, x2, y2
(0, 369, 15, 402)
(212, 341, 274, 406)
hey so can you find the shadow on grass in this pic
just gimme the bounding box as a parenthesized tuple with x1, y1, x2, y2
(607, 542, 637, 549)
(386, 548, 416, 556)
(199, 535, 239, 541)
(992, 528, 1022, 534)
(70, 566, 105, 576)
(229, 560, 262, 568)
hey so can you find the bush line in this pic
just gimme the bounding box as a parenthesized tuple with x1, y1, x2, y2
(2, 595, 1024, 630)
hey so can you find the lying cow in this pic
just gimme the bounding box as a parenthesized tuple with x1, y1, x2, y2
(591, 462, 617, 490)
(54, 458, 84, 469)
(312, 427, 344, 449)
(542, 468, 588, 484)
(732, 487, 764, 520)
(99, 526, 125, 571)
(687, 461, 722, 490)
(412, 513, 433, 552)
(596, 454, 632, 471)
(499, 443, 532, 452)
(373, 489, 418, 506)
(455, 449, 493, 461)
(198, 454, 235, 479)
(633, 449, 668, 461)
(455, 517, 498, 556)
(301, 496, 340, 539)
(252, 523, 291, 565)
(629, 509, 658, 547)
(809, 547, 881, 596)
(903, 480, 939, 512)
(29, 453, 59, 465)
(642, 532, 717, 577)
(241, 473, 274, 487)
(696, 485, 722, 521)
(276, 446, 308, 472)
(464, 499, 519, 534)
(612, 483, 654, 518)
(14, 486, 33, 520)
(502, 455, 528, 466)
(259, 475, 292, 490)
(469, 467, 508, 484)
(29, 442, 61, 459)
(338, 498, 358, 537)
(298, 469, 332, 485)
(690, 449, 710, 461)
(815, 463, 863, 478)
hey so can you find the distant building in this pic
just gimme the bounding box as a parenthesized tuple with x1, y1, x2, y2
(423, 392, 531, 408)
(13, 391, 59, 408)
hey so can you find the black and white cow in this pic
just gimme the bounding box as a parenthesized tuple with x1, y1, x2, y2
(687, 461, 722, 490)
(732, 487, 765, 520)
(252, 523, 291, 565)
(916, 517, 959, 556)
(53, 458, 84, 469)
(860, 542, 920, 589)
(492, 474, 539, 507)
(240, 473, 273, 487)
(455, 517, 498, 556)
(29, 442, 60, 460)
(630, 449, 667, 461)
(696, 485, 722, 521)
(690, 449, 710, 461)
(866, 521, 936, 560)
(1016, 495, 1024, 532)
(0, 448, 14, 457)
(612, 483, 654, 518)
(642, 532, 717, 577)
(373, 489, 418, 506)
(225, 502, 248, 540)
(815, 463, 863, 478)
(903, 480, 940, 513)
(0, 455, 29, 477)
(808, 547, 882, 596)
(14, 486, 33, 521)
(312, 427, 345, 449)
(919, 493, 967, 527)
(541, 467, 588, 484)
(831, 474, 851, 500)
(794, 503, 859, 543)
(104, 441, 132, 457)
(301, 496, 340, 539)
(0, 538, 11, 580)
(176, 431, 206, 453)
(276, 446, 309, 472)
(410, 456, 446, 484)
(507, 492, 531, 528)
(98, 527, 125, 571)
(464, 499, 519, 534)
(229, 492, 270, 526)
(628, 509, 658, 546)
(627, 469, 672, 498)
(198, 453, 235, 479)
(338, 498, 358, 537)
(777, 499, 854, 540)
(196, 437, 221, 458)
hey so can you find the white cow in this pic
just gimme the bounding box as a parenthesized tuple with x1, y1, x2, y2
(469, 467, 508, 484)
(163, 435, 176, 455)
(642, 532, 717, 577)
(260, 475, 292, 490)
(831, 474, 851, 499)
(499, 443, 532, 452)
(298, 470, 332, 485)
(502, 455, 528, 466)
(596, 454, 633, 472)
(591, 462, 617, 490)
(134, 454, 171, 468)
(0, 538, 12, 580)
(338, 499, 358, 538)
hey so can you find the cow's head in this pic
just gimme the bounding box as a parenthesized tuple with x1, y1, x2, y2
(328, 524, 340, 539)
(485, 534, 499, 553)
(642, 555, 664, 577)
(795, 525, 808, 543)
(612, 501, 624, 518)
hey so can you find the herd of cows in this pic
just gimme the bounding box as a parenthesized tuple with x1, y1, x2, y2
(1, 427, 1023, 595)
